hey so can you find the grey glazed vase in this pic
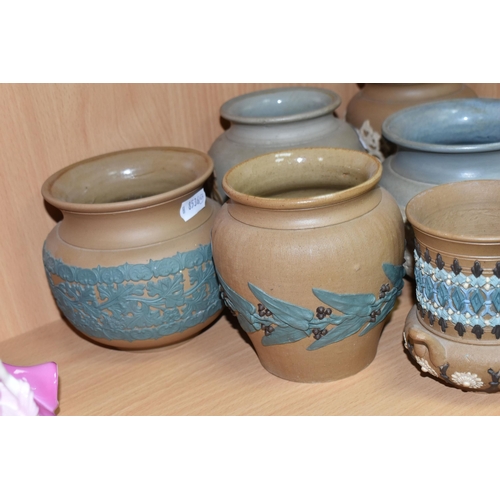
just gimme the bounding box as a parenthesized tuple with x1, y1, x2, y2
(208, 87, 365, 202)
(379, 98, 500, 276)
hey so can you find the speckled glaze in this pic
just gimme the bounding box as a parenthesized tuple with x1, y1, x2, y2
(208, 87, 365, 202)
(345, 84, 476, 160)
(211, 148, 405, 383)
(42, 147, 222, 350)
(380, 98, 500, 276)
(404, 181, 500, 392)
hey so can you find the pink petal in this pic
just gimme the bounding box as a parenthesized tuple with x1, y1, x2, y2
(4, 362, 59, 416)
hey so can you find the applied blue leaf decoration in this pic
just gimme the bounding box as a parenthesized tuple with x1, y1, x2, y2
(217, 262, 404, 351)
(43, 244, 222, 342)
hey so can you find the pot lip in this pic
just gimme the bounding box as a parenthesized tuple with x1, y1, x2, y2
(220, 87, 342, 125)
(382, 98, 500, 153)
(406, 180, 500, 243)
(41, 146, 214, 214)
(222, 147, 382, 210)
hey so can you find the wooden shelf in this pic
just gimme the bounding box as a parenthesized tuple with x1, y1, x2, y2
(2, 279, 498, 416)
(3, 84, 500, 416)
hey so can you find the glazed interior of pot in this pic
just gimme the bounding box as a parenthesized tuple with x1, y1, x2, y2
(383, 99, 500, 152)
(221, 88, 341, 123)
(224, 148, 381, 209)
(406, 180, 500, 241)
(46, 148, 211, 205)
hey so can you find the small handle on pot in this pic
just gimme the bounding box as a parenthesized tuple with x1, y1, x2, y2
(407, 325, 447, 368)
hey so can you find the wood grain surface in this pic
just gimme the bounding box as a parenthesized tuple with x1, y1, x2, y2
(2, 279, 500, 415)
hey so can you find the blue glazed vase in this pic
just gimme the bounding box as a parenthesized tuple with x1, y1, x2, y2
(381, 98, 500, 212)
(41, 147, 222, 349)
(380, 98, 500, 276)
(345, 83, 476, 160)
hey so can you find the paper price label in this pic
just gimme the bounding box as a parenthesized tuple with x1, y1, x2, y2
(180, 189, 206, 222)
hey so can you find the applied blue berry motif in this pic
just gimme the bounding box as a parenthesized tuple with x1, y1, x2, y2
(218, 262, 405, 350)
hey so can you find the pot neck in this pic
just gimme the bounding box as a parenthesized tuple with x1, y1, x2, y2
(225, 114, 339, 147)
(413, 227, 500, 268)
(56, 188, 215, 250)
(226, 187, 382, 230)
(385, 148, 500, 184)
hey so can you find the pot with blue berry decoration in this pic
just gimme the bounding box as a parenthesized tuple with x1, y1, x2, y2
(404, 180, 500, 391)
(41, 147, 223, 350)
(211, 147, 405, 383)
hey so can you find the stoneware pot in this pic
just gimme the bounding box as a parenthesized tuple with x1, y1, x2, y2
(211, 148, 405, 383)
(404, 180, 500, 392)
(380, 98, 500, 276)
(208, 87, 365, 202)
(345, 83, 476, 160)
(42, 147, 222, 350)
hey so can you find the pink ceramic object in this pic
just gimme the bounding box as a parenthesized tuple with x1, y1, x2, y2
(0, 361, 59, 416)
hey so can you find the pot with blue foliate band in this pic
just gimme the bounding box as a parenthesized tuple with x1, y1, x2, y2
(41, 147, 222, 350)
(211, 147, 405, 383)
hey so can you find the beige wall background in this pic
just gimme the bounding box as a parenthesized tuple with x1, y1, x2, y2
(0, 83, 498, 341)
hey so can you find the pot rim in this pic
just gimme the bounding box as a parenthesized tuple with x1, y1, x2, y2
(382, 98, 500, 153)
(406, 180, 500, 243)
(222, 147, 382, 210)
(220, 87, 342, 125)
(41, 146, 213, 214)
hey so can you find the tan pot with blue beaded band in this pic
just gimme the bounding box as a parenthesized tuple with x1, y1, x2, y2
(405, 180, 500, 391)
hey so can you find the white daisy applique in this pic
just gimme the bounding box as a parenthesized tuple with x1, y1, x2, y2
(451, 371, 483, 389)
(414, 355, 438, 377)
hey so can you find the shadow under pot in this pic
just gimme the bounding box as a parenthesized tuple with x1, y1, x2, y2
(379, 98, 500, 277)
(211, 147, 405, 383)
(208, 86, 365, 203)
(404, 180, 500, 392)
(42, 147, 222, 350)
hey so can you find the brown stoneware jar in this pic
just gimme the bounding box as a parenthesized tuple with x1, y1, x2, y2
(404, 180, 500, 391)
(42, 147, 222, 350)
(211, 148, 405, 383)
(345, 84, 476, 160)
